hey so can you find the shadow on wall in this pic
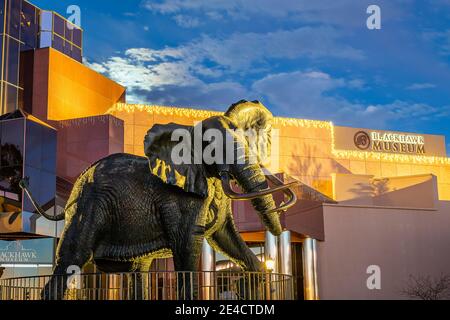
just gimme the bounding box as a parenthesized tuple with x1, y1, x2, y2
(285, 143, 351, 197)
(348, 178, 390, 199)
(337, 174, 438, 208)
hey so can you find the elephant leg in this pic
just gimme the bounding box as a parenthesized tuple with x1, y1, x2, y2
(139, 258, 158, 300)
(208, 214, 265, 300)
(42, 209, 102, 300)
(128, 258, 153, 300)
(171, 226, 205, 300)
(160, 199, 204, 299)
(209, 214, 263, 272)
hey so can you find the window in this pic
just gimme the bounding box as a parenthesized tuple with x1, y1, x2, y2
(22, 120, 57, 213)
(0, 117, 24, 197)
(63, 40, 72, 56)
(53, 13, 64, 37)
(0, 0, 5, 34)
(4, 37, 20, 85)
(65, 22, 73, 43)
(72, 46, 82, 62)
(52, 34, 64, 53)
(39, 30, 52, 48)
(40, 10, 52, 32)
(73, 27, 82, 47)
(4, 83, 18, 113)
(5, 0, 21, 39)
(21, 2, 38, 49)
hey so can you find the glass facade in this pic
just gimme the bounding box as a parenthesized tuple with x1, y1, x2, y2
(39, 10, 82, 63)
(0, 110, 57, 235)
(22, 119, 56, 214)
(0, 116, 24, 210)
(0, 0, 83, 116)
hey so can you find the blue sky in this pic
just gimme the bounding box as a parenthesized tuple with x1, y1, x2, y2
(33, 0, 450, 153)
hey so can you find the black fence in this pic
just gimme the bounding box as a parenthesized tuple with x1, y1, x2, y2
(0, 271, 294, 300)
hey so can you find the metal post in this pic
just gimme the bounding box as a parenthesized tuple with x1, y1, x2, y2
(279, 230, 292, 299)
(265, 271, 271, 300)
(303, 237, 319, 300)
(201, 239, 215, 300)
(279, 231, 292, 275)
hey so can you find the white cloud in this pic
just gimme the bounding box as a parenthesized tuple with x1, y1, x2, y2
(104, 26, 363, 78)
(252, 70, 449, 127)
(190, 27, 364, 71)
(125, 47, 184, 62)
(365, 105, 378, 113)
(406, 83, 436, 90)
(421, 29, 450, 56)
(173, 15, 201, 28)
(87, 48, 247, 108)
(84, 59, 107, 74)
(144, 0, 411, 26)
(90, 44, 450, 127)
(100, 56, 200, 92)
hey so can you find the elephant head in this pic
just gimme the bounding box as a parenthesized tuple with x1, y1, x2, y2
(144, 100, 298, 236)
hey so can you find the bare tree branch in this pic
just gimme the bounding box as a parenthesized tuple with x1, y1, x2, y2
(402, 274, 450, 300)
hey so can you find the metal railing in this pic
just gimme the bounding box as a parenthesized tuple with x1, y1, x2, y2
(0, 271, 294, 300)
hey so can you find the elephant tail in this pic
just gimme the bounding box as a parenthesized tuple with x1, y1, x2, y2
(19, 179, 65, 221)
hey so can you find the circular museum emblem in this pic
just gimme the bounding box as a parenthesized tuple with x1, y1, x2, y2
(354, 131, 371, 150)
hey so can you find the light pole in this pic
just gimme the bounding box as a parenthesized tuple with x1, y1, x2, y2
(265, 259, 275, 300)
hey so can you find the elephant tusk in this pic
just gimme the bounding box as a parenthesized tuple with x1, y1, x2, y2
(263, 171, 298, 215)
(220, 170, 300, 215)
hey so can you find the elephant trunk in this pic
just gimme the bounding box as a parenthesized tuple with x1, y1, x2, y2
(230, 163, 283, 236)
(19, 179, 65, 221)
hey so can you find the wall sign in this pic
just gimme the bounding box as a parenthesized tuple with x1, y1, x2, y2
(0, 239, 54, 264)
(333, 126, 447, 157)
(354, 131, 426, 154)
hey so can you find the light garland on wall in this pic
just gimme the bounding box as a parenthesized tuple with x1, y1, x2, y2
(332, 149, 450, 165)
(108, 103, 332, 129)
(272, 117, 331, 129)
(108, 103, 222, 119)
(108, 103, 450, 166)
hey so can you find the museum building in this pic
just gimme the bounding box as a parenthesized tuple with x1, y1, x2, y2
(0, 0, 450, 300)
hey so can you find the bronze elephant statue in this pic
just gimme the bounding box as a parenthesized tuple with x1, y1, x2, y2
(21, 100, 298, 299)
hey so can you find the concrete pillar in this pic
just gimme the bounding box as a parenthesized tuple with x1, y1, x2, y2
(303, 238, 319, 300)
(201, 239, 215, 300)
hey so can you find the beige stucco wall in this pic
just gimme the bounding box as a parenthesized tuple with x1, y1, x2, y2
(107, 104, 450, 201)
(317, 201, 450, 299)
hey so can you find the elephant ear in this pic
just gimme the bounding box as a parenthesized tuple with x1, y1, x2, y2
(144, 123, 208, 198)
